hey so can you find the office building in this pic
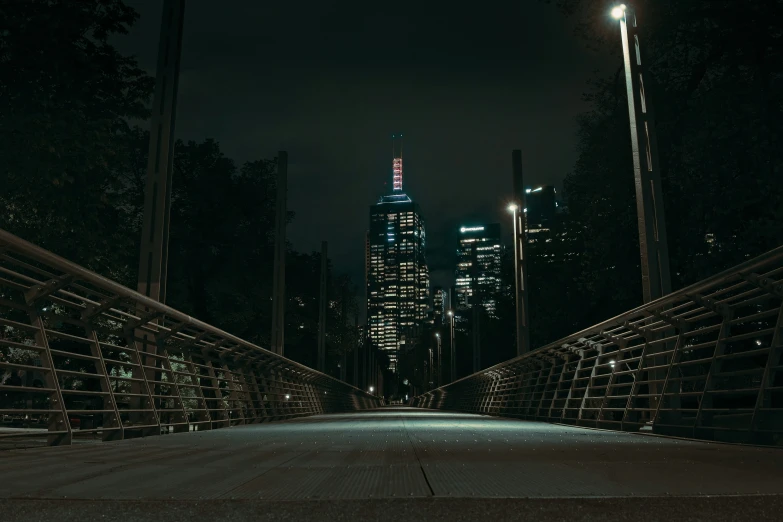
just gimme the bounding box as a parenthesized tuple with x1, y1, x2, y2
(366, 136, 430, 372)
(525, 185, 557, 243)
(524, 185, 569, 264)
(454, 223, 502, 316)
(433, 286, 446, 325)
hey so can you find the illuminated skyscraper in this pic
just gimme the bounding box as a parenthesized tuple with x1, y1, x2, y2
(366, 136, 430, 372)
(525, 185, 559, 259)
(433, 286, 446, 325)
(455, 223, 502, 315)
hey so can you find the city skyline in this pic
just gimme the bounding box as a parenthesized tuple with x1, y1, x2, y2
(113, 0, 616, 292)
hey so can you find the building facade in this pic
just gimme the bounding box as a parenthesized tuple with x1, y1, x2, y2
(432, 286, 446, 325)
(454, 223, 502, 316)
(525, 185, 568, 265)
(366, 138, 429, 372)
(525, 185, 557, 244)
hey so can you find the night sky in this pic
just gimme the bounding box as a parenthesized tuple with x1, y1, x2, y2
(114, 1, 615, 291)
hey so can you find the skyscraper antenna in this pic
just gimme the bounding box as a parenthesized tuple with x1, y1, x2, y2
(392, 134, 403, 192)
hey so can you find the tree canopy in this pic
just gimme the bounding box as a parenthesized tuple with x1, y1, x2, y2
(0, 0, 362, 377)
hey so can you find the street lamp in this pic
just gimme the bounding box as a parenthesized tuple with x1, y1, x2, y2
(435, 333, 442, 387)
(611, 3, 672, 303)
(428, 348, 433, 390)
(369, 386, 375, 393)
(507, 193, 530, 357)
(447, 311, 456, 382)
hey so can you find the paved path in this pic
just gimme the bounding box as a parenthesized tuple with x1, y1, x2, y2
(2, 407, 782, 501)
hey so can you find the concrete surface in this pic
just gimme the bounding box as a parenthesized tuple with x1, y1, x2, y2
(2, 496, 783, 522)
(1, 408, 782, 505)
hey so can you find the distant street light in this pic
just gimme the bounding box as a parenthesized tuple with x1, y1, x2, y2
(447, 310, 456, 382)
(435, 333, 442, 386)
(612, 3, 672, 303)
(369, 386, 375, 393)
(428, 348, 433, 390)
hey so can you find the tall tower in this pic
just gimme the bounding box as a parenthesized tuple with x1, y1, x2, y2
(366, 135, 429, 372)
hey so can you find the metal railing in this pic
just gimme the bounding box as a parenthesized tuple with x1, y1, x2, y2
(0, 229, 381, 446)
(414, 246, 783, 446)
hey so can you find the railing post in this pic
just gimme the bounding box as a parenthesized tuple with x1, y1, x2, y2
(86, 330, 123, 441)
(692, 306, 734, 439)
(124, 329, 160, 437)
(578, 345, 603, 426)
(749, 299, 783, 441)
(158, 349, 189, 433)
(652, 324, 689, 432)
(28, 311, 71, 446)
(182, 353, 212, 429)
(202, 358, 229, 428)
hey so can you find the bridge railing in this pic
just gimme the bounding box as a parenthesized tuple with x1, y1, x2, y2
(0, 229, 381, 446)
(414, 246, 783, 445)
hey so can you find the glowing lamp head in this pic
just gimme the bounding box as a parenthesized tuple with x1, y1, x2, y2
(507, 203, 518, 213)
(611, 4, 626, 19)
(447, 310, 454, 317)
(369, 386, 375, 393)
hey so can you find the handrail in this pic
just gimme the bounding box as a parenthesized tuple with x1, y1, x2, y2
(0, 229, 356, 386)
(414, 245, 783, 446)
(0, 228, 381, 446)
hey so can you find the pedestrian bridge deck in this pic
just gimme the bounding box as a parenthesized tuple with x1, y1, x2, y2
(2, 407, 782, 501)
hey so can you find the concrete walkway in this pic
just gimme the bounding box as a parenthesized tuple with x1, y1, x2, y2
(2, 408, 782, 502)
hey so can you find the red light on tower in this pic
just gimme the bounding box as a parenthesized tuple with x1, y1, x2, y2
(393, 158, 403, 191)
(392, 134, 403, 192)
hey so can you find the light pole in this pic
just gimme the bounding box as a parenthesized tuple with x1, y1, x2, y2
(428, 348, 433, 390)
(447, 311, 456, 382)
(507, 201, 530, 356)
(510, 150, 531, 356)
(612, 4, 672, 303)
(435, 333, 442, 387)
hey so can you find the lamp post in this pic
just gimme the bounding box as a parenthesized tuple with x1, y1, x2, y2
(435, 333, 442, 387)
(611, 4, 672, 303)
(507, 201, 530, 356)
(428, 348, 433, 390)
(447, 311, 456, 382)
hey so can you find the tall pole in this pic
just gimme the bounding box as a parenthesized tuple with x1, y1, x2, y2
(472, 304, 480, 373)
(270, 152, 288, 355)
(435, 333, 442, 387)
(428, 348, 433, 389)
(339, 283, 348, 382)
(369, 346, 374, 393)
(137, 0, 184, 305)
(353, 313, 359, 387)
(133, 1, 184, 428)
(511, 150, 531, 356)
(448, 311, 456, 382)
(617, 5, 672, 303)
(317, 241, 328, 372)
